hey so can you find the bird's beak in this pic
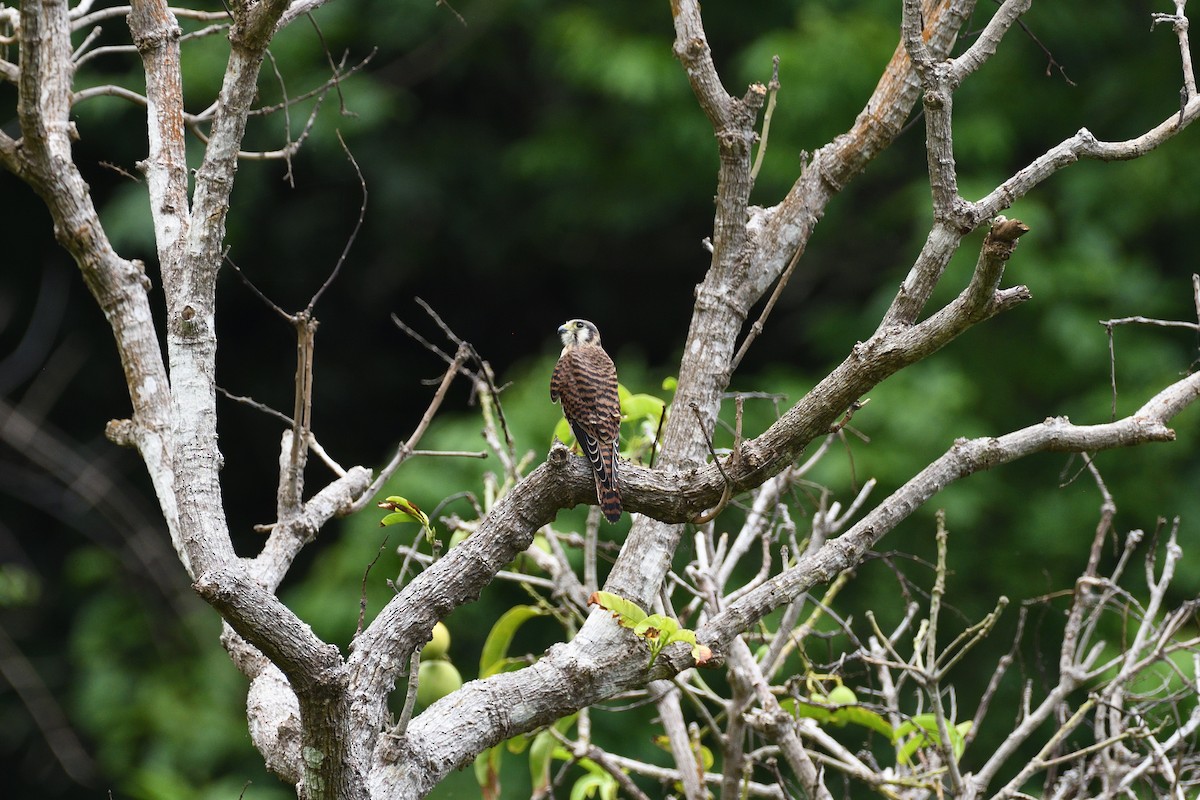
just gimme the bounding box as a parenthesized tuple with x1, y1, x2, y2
(557, 323, 569, 335)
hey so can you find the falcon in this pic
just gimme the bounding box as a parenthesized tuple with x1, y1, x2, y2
(550, 319, 623, 522)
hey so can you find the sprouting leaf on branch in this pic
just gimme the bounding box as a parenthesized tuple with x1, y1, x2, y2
(588, 592, 712, 666)
(588, 591, 648, 628)
(377, 495, 436, 544)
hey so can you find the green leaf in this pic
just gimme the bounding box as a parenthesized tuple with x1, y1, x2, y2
(588, 591, 648, 627)
(634, 614, 679, 640)
(826, 685, 858, 706)
(894, 713, 942, 740)
(553, 417, 574, 445)
(908, 713, 941, 734)
(480, 605, 544, 678)
(486, 656, 530, 677)
(658, 627, 711, 663)
(377, 496, 435, 544)
(835, 706, 895, 739)
(378, 496, 428, 525)
(621, 392, 667, 423)
(570, 773, 607, 800)
(667, 627, 696, 646)
(782, 696, 833, 725)
(952, 721, 973, 761)
(781, 696, 894, 740)
(569, 760, 619, 800)
(894, 715, 971, 764)
(661, 376, 678, 392)
(473, 746, 502, 800)
(896, 730, 929, 766)
(529, 729, 556, 796)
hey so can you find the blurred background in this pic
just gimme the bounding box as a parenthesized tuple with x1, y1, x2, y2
(2, 0, 1199, 797)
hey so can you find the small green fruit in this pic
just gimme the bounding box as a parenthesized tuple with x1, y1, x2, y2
(826, 685, 858, 706)
(416, 659, 463, 706)
(421, 621, 451, 660)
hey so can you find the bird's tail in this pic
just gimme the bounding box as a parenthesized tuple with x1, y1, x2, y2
(573, 424, 623, 523)
(595, 444, 622, 523)
(595, 477, 622, 524)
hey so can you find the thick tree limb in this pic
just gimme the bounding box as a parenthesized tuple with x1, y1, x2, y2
(251, 457, 373, 591)
(196, 568, 346, 693)
(13, 0, 180, 562)
(128, 0, 191, 272)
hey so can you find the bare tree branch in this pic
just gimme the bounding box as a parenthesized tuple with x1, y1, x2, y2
(701, 370, 1198, 652)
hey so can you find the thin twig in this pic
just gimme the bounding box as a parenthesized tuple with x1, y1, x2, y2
(348, 343, 472, 514)
(731, 239, 804, 372)
(749, 55, 781, 183)
(391, 314, 462, 371)
(306, 14, 356, 116)
(249, 51, 375, 117)
(410, 449, 488, 459)
(689, 403, 733, 524)
(224, 254, 292, 321)
(356, 538, 389, 636)
(435, 0, 467, 27)
(217, 385, 295, 427)
(394, 650, 422, 738)
(307, 130, 367, 313)
(1098, 315, 1200, 331)
(414, 296, 517, 457)
(263, 48, 295, 185)
(1101, 310, 1200, 421)
(648, 400, 667, 469)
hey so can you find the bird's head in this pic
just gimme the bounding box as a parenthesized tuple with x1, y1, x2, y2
(557, 319, 601, 348)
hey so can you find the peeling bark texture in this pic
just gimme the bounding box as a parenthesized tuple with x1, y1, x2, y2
(4, 0, 1200, 797)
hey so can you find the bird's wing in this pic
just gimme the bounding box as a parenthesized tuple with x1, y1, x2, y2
(559, 348, 620, 440)
(550, 355, 566, 403)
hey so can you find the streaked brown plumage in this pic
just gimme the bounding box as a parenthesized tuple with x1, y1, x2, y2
(550, 319, 622, 523)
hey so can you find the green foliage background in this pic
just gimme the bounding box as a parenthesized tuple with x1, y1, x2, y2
(2, 0, 1199, 797)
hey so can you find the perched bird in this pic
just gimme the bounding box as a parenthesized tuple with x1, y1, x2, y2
(550, 319, 623, 523)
